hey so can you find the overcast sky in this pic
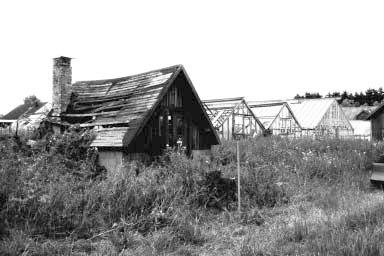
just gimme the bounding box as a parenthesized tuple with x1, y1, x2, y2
(1, 0, 384, 114)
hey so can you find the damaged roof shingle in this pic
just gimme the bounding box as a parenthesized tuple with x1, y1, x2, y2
(63, 65, 183, 147)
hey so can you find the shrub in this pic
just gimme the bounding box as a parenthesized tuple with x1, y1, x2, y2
(0, 128, 105, 239)
(193, 170, 236, 210)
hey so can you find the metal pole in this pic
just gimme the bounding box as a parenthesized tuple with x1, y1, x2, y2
(237, 140, 241, 213)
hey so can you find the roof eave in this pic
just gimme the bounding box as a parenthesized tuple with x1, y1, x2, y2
(122, 65, 184, 148)
(180, 66, 221, 144)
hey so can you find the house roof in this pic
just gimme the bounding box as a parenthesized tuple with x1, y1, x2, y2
(248, 102, 284, 129)
(91, 127, 130, 147)
(341, 106, 376, 120)
(14, 102, 52, 130)
(67, 65, 181, 147)
(202, 97, 264, 130)
(366, 103, 384, 120)
(248, 101, 301, 129)
(3, 102, 45, 120)
(62, 65, 219, 148)
(203, 97, 244, 109)
(287, 98, 336, 129)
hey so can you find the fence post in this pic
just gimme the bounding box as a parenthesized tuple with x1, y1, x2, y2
(237, 140, 241, 213)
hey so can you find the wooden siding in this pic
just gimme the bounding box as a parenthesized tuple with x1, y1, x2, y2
(98, 150, 123, 174)
(126, 72, 219, 155)
(371, 113, 384, 140)
(367, 104, 384, 140)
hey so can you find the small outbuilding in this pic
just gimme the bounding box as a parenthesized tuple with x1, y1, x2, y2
(49, 57, 220, 172)
(287, 98, 353, 138)
(203, 97, 264, 140)
(248, 101, 302, 136)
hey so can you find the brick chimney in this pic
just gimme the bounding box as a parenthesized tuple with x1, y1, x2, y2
(52, 56, 72, 116)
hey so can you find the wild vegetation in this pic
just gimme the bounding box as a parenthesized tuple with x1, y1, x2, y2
(1, 130, 384, 255)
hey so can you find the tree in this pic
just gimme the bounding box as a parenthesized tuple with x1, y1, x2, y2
(326, 92, 340, 98)
(294, 87, 384, 105)
(294, 94, 304, 99)
(23, 95, 41, 107)
(304, 92, 322, 99)
(341, 91, 349, 100)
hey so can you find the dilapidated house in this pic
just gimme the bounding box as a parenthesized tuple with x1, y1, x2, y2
(49, 57, 219, 171)
(202, 97, 264, 140)
(287, 98, 353, 138)
(248, 101, 301, 136)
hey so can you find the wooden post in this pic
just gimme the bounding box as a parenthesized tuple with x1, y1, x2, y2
(237, 140, 241, 213)
(164, 110, 169, 147)
(15, 120, 19, 137)
(232, 114, 235, 139)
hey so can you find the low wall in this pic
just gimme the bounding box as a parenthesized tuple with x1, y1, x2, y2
(98, 150, 123, 174)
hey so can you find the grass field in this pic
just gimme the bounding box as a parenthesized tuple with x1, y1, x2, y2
(1, 131, 384, 255)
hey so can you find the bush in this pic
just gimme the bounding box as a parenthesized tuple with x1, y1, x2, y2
(194, 170, 236, 210)
(0, 128, 105, 239)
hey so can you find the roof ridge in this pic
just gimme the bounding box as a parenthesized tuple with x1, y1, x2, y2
(287, 97, 338, 102)
(202, 97, 244, 103)
(73, 64, 183, 85)
(249, 102, 286, 107)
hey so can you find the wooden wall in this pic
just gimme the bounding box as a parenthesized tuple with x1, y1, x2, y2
(372, 113, 384, 140)
(98, 150, 123, 174)
(127, 71, 217, 155)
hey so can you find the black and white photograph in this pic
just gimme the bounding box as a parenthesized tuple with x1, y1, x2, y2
(1, 1, 384, 255)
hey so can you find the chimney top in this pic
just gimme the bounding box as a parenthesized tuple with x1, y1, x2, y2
(54, 56, 72, 66)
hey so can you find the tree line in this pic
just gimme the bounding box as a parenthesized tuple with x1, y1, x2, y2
(294, 88, 384, 107)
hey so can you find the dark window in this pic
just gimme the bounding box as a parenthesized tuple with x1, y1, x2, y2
(159, 116, 163, 136)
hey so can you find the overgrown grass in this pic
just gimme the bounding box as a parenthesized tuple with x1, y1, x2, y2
(1, 133, 383, 255)
(267, 202, 384, 255)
